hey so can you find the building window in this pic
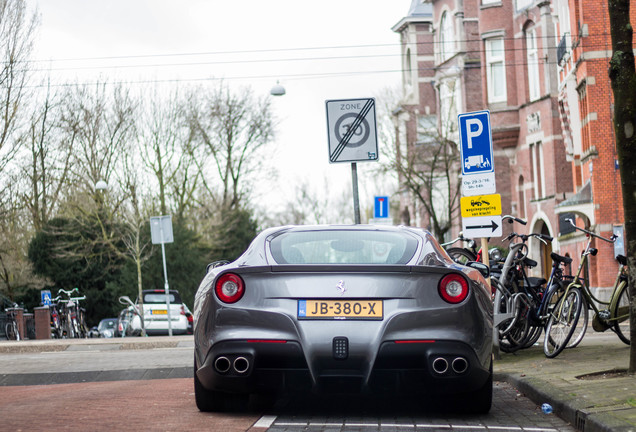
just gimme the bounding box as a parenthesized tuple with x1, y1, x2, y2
(485, 37, 507, 103)
(515, 0, 533, 11)
(440, 12, 454, 62)
(404, 48, 413, 91)
(526, 28, 540, 101)
(518, 175, 526, 219)
(439, 78, 461, 137)
(530, 142, 545, 199)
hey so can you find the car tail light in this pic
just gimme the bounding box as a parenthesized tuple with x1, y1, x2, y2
(438, 274, 469, 304)
(215, 273, 245, 303)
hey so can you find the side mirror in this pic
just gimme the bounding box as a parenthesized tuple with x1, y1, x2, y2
(467, 261, 490, 279)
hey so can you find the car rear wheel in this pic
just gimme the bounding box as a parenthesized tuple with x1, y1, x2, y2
(194, 360, 249, 412)
(461, 360, 493, 414)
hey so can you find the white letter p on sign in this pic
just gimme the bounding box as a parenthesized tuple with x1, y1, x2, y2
(466, 118, 483, 149)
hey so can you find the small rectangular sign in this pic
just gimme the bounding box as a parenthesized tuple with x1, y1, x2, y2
(462, 172, 497, 196)
(150, 215, 174, 244)
(462, 215, 503, 238)
(458, 110, 494, 176)
(460, 194, 502, 218)
(374, 196, 389, 219)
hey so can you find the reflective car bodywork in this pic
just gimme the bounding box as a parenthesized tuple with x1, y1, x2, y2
(193, 225, 493, 412)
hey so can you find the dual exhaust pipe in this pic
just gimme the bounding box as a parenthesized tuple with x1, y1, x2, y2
(214, 355, 250, 374)
(432, 356, 469, 375)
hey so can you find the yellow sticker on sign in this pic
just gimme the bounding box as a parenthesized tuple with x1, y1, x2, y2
(461, 193, 502, 217)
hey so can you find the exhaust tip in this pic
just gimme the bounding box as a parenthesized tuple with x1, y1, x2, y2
(214, 356, 231, 374)
(432, 357, 449, 374)
(452, 357, 468, 374)
(233, 356, 250, 374)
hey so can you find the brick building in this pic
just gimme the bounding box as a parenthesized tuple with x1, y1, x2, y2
(392, 0, 630, 294)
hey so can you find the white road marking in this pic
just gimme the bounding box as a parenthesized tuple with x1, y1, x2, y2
(252, 415, 276, 428)
(267, 421, 559, 431)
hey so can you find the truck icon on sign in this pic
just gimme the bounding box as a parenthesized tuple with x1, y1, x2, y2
(464, 155, 491, 170)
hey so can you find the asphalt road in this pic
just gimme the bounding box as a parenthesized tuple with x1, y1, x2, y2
(0, 337, 578, 431)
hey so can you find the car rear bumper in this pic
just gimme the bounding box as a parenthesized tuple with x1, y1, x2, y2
(195, 339, 490, 396)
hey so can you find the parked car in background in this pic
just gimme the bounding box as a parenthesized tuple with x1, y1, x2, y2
(96, 318, 117, 338)
(193, 224, 494, 413)
(117, 289, 191, 336)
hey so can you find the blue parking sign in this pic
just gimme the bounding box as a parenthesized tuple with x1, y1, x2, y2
(458, 110, 494, 176)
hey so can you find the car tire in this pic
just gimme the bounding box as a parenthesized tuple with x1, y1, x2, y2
(458, 361, 493, 414)
(194, 360, 249, 412)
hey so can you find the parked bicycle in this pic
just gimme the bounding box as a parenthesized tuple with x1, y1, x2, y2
(492, 222, 553, 353)
(543, 219, 629, 358)
(442, 232, 479, 264)
(49, 300, 63, 339)
(4, 307, 21, 341)
(53, 288, 88, 339)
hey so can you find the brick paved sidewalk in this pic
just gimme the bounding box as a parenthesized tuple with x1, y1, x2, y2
(494, 334, 636, 432)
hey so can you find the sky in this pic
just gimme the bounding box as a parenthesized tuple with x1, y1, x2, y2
(28, 0, 412, 221)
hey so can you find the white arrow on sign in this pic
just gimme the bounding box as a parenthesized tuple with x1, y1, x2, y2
(461, 215, 503, 238)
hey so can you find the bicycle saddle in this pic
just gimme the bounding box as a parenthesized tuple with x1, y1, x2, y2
(550, 252, 572, 265)
(616, 254, 627, 266)
(527, 277, 547, 289)
(523, 257, 537, 268)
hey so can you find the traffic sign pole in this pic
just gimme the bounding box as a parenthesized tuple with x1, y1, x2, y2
(326, 98, 379, 224)
(351, 163, 361, 224)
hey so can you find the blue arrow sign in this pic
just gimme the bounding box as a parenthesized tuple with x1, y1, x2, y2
(374, 196, 389, 219)
(458, 110, 494, 176)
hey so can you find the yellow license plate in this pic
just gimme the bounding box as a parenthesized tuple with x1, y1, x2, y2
(298, 300, 383, 320)
(151, 309, 168, 315)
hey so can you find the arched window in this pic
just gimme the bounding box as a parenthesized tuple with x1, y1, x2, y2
(518, 175, 526, 219)
(440, 12, 454, 62)
(526, 26, 540, 100)
(404, 48, 413, 90)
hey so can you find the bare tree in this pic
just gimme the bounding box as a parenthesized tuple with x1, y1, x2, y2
(59, 82, 136, 205)
(45, 82, 137, 270)
(138, 87, 200, 220)
(0, 0, 38, 170)
(607, 0, 636, 372)
(380, 87, 461, 239)
(187, 82, 275, 212)
(19, 84, 73, 231)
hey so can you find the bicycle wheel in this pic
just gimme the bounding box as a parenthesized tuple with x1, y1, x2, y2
(544, 287, 582, 358)
(567, 295, 588, 348)
(612, 281, 631, 345)
(5, 321, 18, 341)
(446, 247, 477, 265)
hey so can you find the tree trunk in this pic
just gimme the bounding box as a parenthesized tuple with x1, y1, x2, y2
(607, 0, 636, 373)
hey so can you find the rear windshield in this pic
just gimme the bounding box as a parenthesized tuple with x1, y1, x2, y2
(269, 230, 418, 265)
(143, 292, 182, 304)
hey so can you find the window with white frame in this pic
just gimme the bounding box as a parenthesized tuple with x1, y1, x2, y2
(440, 12, 454, 62)
(439, 78, 461, 137)
(526, 28, 541, 100)
(530, 141, 545, 199)
(485, 37, 507, 103)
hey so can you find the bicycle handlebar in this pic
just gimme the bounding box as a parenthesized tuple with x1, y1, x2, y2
(441, 232, 476, 248)
(58, 288, 80, 296)
(502, 215, 527, 225)
(565, 218, 617, 243)
(503, 232, 553, 243)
